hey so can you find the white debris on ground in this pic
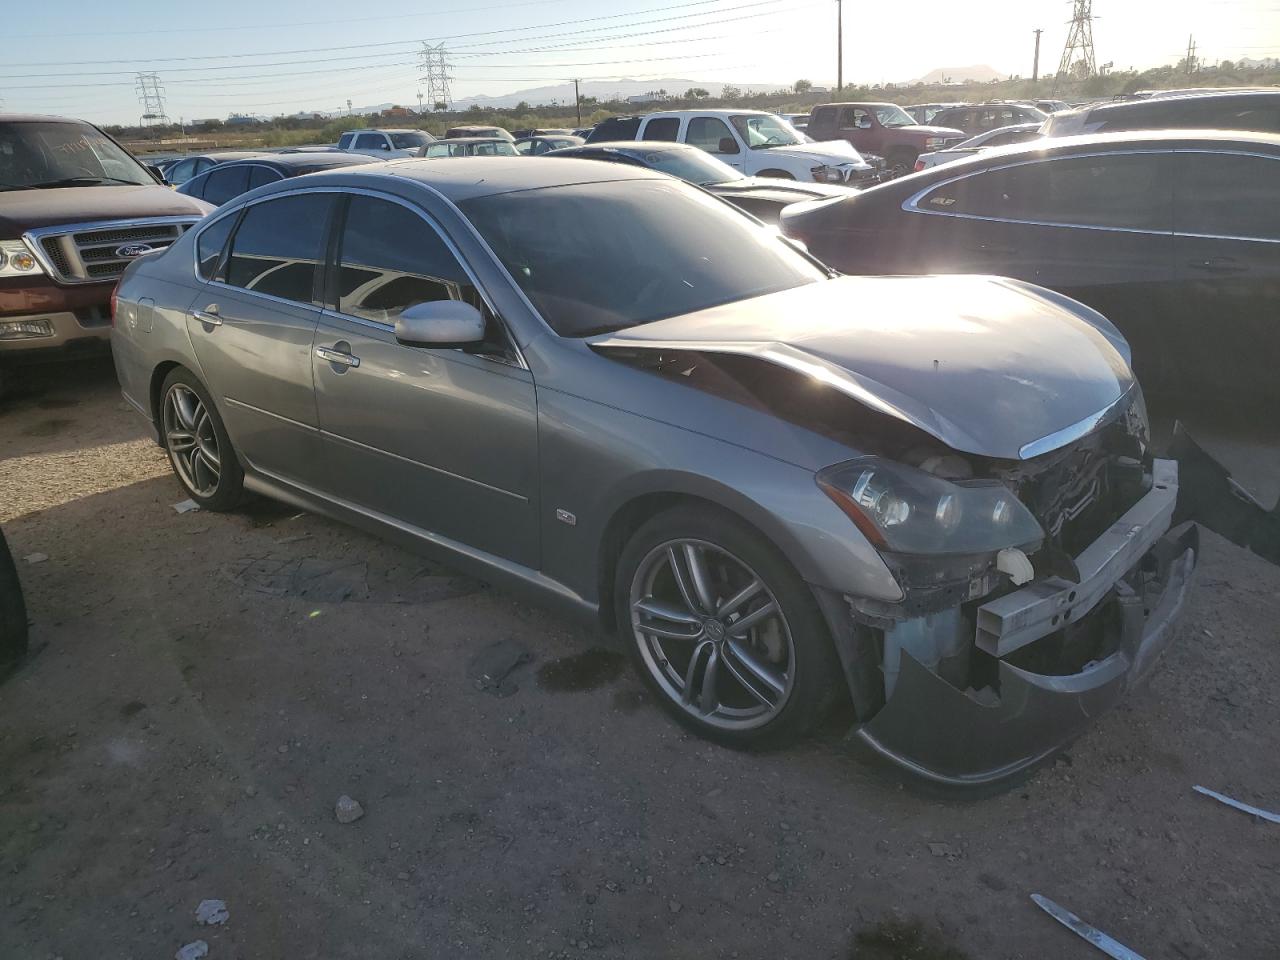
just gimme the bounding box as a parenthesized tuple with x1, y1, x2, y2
(175, 941, 209, 960)
(334, 795, 365, 824)
(173, 499, 201, 514)
(195, 899, 229, 925)
(22, 552, 48, 564)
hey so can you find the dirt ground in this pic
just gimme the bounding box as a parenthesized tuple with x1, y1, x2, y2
(2, 358, 1278, 960)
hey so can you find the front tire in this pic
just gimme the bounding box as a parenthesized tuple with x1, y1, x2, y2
(0, 528, 28, 669)
(614, 505, 840, 748)
(159, 367, 244, 511)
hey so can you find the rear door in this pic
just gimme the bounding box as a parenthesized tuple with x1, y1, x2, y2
(186, 191, 336, 486)
(312, 192, 540, 567)
(898, 150, 1178, 388)
(1171, 149, 1280, 400)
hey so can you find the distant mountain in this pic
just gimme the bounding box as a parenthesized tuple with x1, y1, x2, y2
(913, 65, 1005, 84)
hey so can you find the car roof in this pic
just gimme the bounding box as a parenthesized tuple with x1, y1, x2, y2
(434, 136, 511, 144)
(319, 155, 668, 202)
(220, 153, 383, 172)
(1084, 89, 1280, 115)
(0, 113, 96, 124)
(345, 128, 420, 134)
(571, 140, 695, 153)
(908, 128, 1280, 173)
(642, 109, 775, 118)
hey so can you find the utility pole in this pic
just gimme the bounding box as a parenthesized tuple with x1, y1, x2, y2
(1032, 28, 1043, 82)
(417, 90, 424, 115)
(835, 0, 843, 91)
(1055, 0, 1098, 90)
(1185, 34, 1197, 73)
(573, 78, 582, 125)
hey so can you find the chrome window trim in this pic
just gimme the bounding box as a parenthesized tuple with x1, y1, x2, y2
(901, 148, 1178, 236)
(190, 183, 528, 370)
(1018, 385, 1136, 460)
(24, 216, 202, 282)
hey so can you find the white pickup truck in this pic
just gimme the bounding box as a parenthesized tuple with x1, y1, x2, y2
(586, 109, 879, 186)
(337, 128, 436, 159)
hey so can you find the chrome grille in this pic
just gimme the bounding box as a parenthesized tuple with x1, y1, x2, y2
(27, 218, 200, 285)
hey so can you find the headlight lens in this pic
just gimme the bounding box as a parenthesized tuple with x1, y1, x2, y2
(817, 457, 1044, 554)
(924, 136, 947, 149)
(809, 164, 844, 183)
(0, 240, 44, 277)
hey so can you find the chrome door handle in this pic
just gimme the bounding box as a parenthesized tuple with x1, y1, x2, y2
(190, 308, 222, 326)
(315, 346, 361, 368)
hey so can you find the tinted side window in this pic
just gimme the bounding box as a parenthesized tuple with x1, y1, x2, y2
(338, 133, 354, 149)
(225, 193, 333, 303)
(354, 133, 386, 149)
(921, 153, 1173, 231)
(810, 107, 836, 131)
(203, 165, 251, 205)
(686, 117, 736, 153)
(248, 165, 283, 190)
(1175, 152, 1280, 240)
(196, 214, 236, 281)
(167, 158, 196, 184)
(336, 196, 469, 324)
(642, 118, 680, 141)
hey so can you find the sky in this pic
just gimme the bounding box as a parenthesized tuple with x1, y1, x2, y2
(2, 0, 1278, 124)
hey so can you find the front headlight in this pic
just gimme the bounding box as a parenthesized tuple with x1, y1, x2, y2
(0, 239, 44, 278)
(816, 457, 1044, 554)
(809, 164, 844, 183)
(924, 137, 947, 149)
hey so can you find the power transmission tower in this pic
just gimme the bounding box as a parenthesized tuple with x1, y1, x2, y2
(419, 42, 453, 111)
(135, 72, 169, 129)
(1055, 0, 1097, 86)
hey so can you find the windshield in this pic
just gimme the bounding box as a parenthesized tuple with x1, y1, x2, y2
(0, 121, 153, 190)
(874, 105, 918, 128)
(389, 131, 432, 149)
(628, 147, 744, 185)
(461, 179, 824, 337)
(729, 114, 804, 150)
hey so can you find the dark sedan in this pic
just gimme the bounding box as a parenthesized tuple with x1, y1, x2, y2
(548, 141, 857, 224)
(157, 150, 271, 186)
(781, 130, 1280, 405)
(176, 153, 383, 206)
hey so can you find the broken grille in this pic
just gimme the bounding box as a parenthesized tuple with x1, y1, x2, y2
(29, 218, 200, 284)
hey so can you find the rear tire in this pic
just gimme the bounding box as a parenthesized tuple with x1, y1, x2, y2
(0, 528, 29, 668)
(159, 367, 244, 512)
(613, 505, 841, 749)
(886, 149, 918, 179)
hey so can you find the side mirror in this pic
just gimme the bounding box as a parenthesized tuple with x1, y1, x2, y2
(395, 300, 486, 348)
(717, 136, 739, 154)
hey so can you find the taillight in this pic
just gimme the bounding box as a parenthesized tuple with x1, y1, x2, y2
(913, 159, 925, 172)
(110, 281, 121, 327)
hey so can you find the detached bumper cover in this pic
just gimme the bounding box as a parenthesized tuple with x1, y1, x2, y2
(852, 460, 1199, 786)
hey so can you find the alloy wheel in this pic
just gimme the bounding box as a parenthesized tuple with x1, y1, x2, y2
(163, 384, 221, 498)
(629, 538, 796, 731)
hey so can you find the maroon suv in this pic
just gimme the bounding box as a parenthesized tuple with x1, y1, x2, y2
(807, 102, 966, 178)
(0, 114, 210, 390)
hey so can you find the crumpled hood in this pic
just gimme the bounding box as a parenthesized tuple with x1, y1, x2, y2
(0, 186, 211, 237)
(589, 275, 1135, 461)
(711, 177, 855, 200)
(770, 139, 869, 166)
(903, 124, 966, 138)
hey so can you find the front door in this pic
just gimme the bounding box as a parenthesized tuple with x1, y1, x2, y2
(186, 192, 336, 486)
(312, 192, 540, 568)
(1170, 149, 1280, 406)
(685, 116, 743, 171)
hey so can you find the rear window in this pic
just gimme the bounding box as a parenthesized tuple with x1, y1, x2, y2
(338, 133, 354, 149)
(586, 117, 642, 143)
(641, 118, 681, 141)
(202, 165, 250, 206)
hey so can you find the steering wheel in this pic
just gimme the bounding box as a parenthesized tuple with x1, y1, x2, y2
(764, 135, 785, 145)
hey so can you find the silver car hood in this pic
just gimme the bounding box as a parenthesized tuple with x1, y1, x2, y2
(589, 275, 1135, 461)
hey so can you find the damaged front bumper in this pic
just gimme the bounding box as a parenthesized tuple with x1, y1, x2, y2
(848, 458, 1199, 786)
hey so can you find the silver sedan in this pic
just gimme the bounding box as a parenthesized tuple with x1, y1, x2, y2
(111, 158, 1196, 785)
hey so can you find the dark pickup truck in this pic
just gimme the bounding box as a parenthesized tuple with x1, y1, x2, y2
(807, 102, 966, 178)
(0, 114, 210, 391)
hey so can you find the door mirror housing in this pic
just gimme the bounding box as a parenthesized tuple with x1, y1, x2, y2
(394, 300, 486, 348)
(717, 136, 740, 155)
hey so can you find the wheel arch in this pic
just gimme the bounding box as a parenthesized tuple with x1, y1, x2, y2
(594, 480, 817, 634)
(755, 168, 796, 180)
